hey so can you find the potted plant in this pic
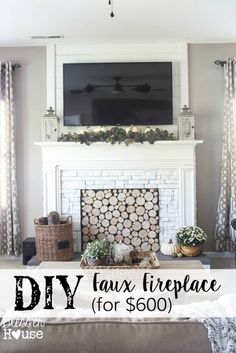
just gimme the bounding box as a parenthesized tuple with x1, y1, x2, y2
(82, 240, 110, 266)
(176, 226, 207, 257)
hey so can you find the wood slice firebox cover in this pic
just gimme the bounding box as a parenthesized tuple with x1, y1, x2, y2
(81, 188, 159, 252)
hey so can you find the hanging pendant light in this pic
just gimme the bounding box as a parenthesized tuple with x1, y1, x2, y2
(108, 0, 114, 17)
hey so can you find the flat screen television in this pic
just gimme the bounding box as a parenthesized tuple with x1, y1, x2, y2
(63, 62, 173, 126)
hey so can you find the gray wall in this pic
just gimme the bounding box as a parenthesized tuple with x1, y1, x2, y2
(189, 43, 236, 250)
(0, 47, 46, 240)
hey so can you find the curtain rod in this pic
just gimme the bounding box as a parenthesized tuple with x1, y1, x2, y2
(1, 63, 21, 70)
(214, 60, 226, 67)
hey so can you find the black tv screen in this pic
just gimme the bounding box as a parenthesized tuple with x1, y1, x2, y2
(63, 62, 173, 126)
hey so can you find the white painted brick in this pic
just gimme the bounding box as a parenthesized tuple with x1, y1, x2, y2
(169, 204, 178, 209)
(164, 189, 174, 195)
(166, 229, 178, 237)
(69, 205, 80, 212)
(151, 182, 165, 188)
(72, 222, 81, 231)
(62, 171, 77, 177)
(167, 206, 179, 213)
(161, 196, 172, 201)
(62, 192, 76, 197)
(102, 170, 123, 177)
(116, 181, 124, 188)
(62, 205, 70, 214)
(61, 198, 70, 213)
(103, 183, 116, 189)
(85, 182, 96, 188)
(165, 179, 178, 184)
(159, 201, 170, 206)
(131, 175, 142, 180)
(69, 207, 80, 214)
(168, 217, 179, 223)
(77, 170, 102, 177)
(159, 170, 172, 175)
(124, 184, 145, 189)
(164, 222, 178, 229)
(123, 170, 140, 176)
(93, 179, 107, 185)
(62, 181, 86, 189)
(145, 184, 158, 188)
(97, 177, 120, 182)
(117, 176, 130, 181)
(68, 206, 79, 213)
(140, 171, 156, 180)
(161, 217, 172, 222)
(73, 240, 79, 252)
(59, 167, 180, 247)
(129, 179, 147, 185)
(70, 201, 81, 207)
(61, 176, 83, 181)
(167, 207, 179, 213)
(163, 185, 178, 190)
(82, 176, 98, 181)
(69, 197, 80, 202)
(92, 183, 111, 188)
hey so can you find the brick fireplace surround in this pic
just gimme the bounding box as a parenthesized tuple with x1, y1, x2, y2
(36, 141, 203, 251)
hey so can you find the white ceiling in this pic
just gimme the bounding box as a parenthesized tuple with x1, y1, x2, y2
(0, 0, 236, 46)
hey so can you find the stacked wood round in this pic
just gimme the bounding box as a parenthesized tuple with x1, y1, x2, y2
(81, 188, 160, 252)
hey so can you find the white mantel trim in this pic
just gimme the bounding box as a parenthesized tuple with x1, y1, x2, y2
(35, 140, 202, 147)
(35, 140, 203, 168)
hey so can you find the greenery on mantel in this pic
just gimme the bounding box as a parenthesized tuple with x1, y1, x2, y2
(57, 127, 176, 146)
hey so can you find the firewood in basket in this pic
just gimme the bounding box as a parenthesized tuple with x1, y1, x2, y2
(38, 217, 48, 225)
(47, 211, 60, 225)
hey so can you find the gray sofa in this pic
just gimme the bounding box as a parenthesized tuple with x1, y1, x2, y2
(0, 319, 212, 353)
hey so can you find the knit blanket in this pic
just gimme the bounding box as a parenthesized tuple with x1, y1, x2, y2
(172, 294, 236, 353)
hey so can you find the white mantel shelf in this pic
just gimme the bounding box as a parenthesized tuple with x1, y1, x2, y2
(35, 140, 203, 249)
(35, 140, 203, 168)
(35, 140, 203, 147)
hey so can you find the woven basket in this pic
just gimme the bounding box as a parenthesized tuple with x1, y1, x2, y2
(34, 216, 74, 261)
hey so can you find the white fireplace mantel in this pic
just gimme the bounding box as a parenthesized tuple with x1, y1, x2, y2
(35, 140, 203, 249)
(35, 140, 202, 165)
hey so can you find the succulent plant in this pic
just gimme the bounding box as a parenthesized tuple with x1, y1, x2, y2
(82, 240, 110, 260)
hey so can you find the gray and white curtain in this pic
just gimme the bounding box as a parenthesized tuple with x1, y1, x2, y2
(0, 62, 21, 255)
(214, 58, 236, 251)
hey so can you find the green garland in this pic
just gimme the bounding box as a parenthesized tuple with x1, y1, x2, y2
(58, 127, 176, 146)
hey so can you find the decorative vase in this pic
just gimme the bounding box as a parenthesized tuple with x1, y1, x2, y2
(87, 256, 108, 267)
(112, 241, 130, 259)
(180, 245, 201, 257)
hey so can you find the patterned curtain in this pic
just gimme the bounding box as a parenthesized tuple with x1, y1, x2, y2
(0, 62, 21, 255)
(214, 58, 236, 251)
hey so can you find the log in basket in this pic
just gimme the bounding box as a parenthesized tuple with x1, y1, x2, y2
(34, 216, 74, 261)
